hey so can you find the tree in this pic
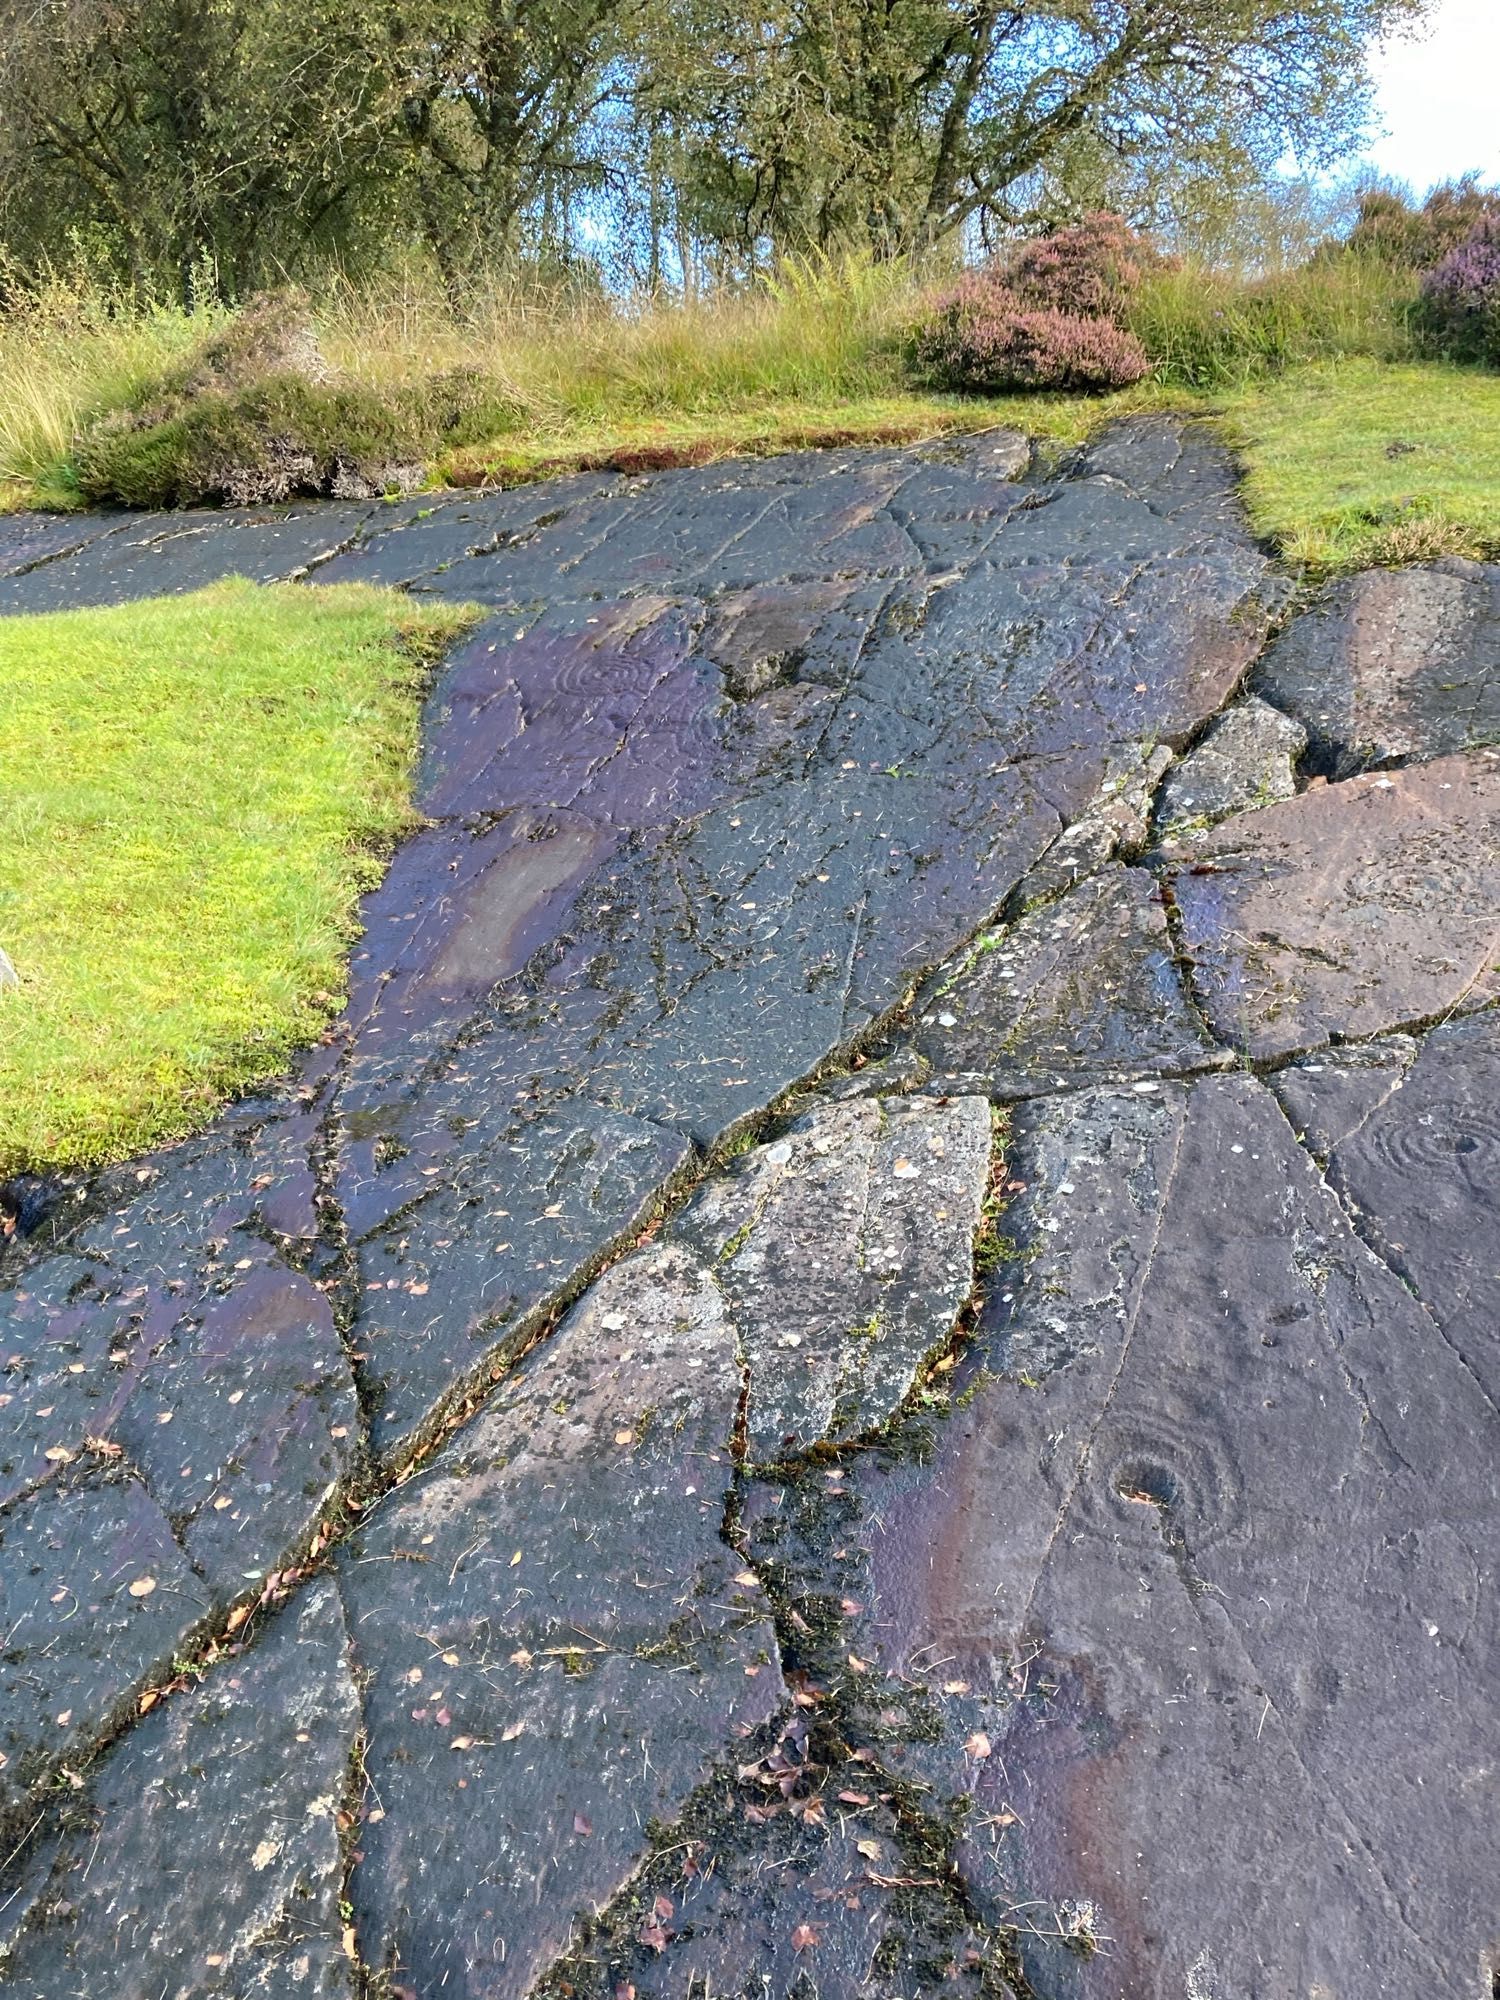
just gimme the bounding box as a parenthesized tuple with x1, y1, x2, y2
(631, 0, 1433, 260)
(0, 0, 403, 297)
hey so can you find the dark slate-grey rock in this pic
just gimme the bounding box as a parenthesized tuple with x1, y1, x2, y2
(0, 1578, 359, 1997)
(0, 506, 380, 612)
(1276, 1011, 1500, 1407)
(341, 1242, 782, 2000)
(1154, 692, 1305, 839)
(1253, 559, 1500, 775)
(0, 1475, 206, 1817)
(348, 1098, 694, 1454)
(672, 1094, 990, 1461)
(1170, 749, 1500, 1058)
(808, 1074, 1500, 1998)
(1, 1121, 357, 1596)
(910, 865, 1227, 1097)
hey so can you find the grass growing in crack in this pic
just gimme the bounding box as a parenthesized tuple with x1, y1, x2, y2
(0, 579, 482, 1170)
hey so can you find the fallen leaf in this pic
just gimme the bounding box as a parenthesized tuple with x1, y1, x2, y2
(450, 1734, 478, 1751)
(963, 1731, 992, 1760)
(837, 1790, 871, 1806)
(127, 1576, 157, 1599)
(791, 1924, 820, 1951)
(43, 1446, 73, 1464)
(501, 1719, 525, 1741)
(225, 1606, 250, 1632)
(733, 1570, 759, 1588)
(573, 1814, 593, 1836)
(342, 1926, 359, 1962)
(138, 1689, 160, 1715)
(856, 1838, 881, 1860)
(510, 1550, 523, 1566)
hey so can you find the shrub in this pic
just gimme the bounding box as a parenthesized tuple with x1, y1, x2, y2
(1420, 214, 1500, 364)
(911, 271, 1150, 393)
(1006, 211, 1164, 322)
(1340, 179, 1500, 270)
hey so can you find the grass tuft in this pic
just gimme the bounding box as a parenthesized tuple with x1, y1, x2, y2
(0, 580, 481, 1170)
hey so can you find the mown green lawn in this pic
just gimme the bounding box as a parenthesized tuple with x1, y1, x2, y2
(0, 580, 479, 1170)
(1220, 357, 1500, 572)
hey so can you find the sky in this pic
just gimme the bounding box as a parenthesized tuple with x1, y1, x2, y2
(1361, 0, 1500, 190)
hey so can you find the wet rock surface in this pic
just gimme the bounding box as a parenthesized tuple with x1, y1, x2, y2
(910, 865, 1227, 1097)
(1, 419, 1497, 1997)
(1253, 558, 1500, 774)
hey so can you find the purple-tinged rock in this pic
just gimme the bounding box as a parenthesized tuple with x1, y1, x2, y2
(1170, 750, 1500, 1057)
(341, 1242, 782, 2000)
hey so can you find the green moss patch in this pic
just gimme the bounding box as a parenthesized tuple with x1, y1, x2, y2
(0, 580, 480, 1170)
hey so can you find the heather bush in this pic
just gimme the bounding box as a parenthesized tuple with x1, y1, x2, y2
(1339, 180, 1500, 270)
(911, 270, 1150, 393)
(1420, 214, 1500, 365)
(1006, 212, 1164, 322)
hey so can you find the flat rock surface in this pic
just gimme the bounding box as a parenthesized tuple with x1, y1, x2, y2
(910, 865, 1227, 1097)
(672, 1094, 991, 1461)
(1170, 749, 1500, 1057)
(340, 1242, 781, 2000)
(1, 421, 1496, 1996)
(1253, 558, 1500, 774)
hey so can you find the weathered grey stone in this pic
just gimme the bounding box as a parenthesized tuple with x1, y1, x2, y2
(1171, 749, 1500, 1058)
(673, 1095, 991, 1461)
(768, 1074, 1500, 1998)
(0, 423, 1321, 1990)
(341, 1242, 782, 2000)
(1154, 692, 1305, 838)
(911, 865, 1228, 1097)
(1276, 1011, 1500, 1407)
(1253, 559, 1500, 775)
(0, 1578, 359, 1997)
(346, 1097, 694, 1453)
(1014, 743, 1174, 904)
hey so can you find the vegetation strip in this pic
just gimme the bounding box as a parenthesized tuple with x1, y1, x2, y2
(0, 580, 481, 1170)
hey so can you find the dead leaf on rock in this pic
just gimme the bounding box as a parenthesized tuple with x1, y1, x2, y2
(501, 1719, 525, 1741)
(963, 1731, 992, 1760)
(791, 1924, 821, 1951)
(127, 1576, 157, 1599)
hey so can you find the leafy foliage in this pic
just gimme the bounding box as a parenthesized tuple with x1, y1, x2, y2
(0, 0, 1433, 290)
(1340, 178, 1500, 270)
